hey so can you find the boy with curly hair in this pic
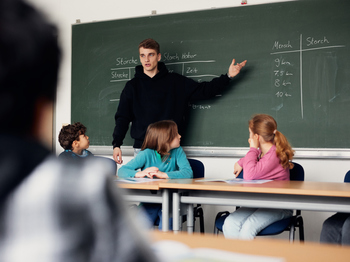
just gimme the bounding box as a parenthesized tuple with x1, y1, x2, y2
(58, 122, 94, 160)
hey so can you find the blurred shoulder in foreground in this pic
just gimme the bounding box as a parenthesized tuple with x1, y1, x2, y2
(0, 0, 156, 260)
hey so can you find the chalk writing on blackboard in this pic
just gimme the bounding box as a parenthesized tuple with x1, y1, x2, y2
(110, 67, 133, 82)
(109, 59, 219, 102)
(189, 104, 212, 110)
(270, 34, 345, 119)
(115, 57, 138, 66)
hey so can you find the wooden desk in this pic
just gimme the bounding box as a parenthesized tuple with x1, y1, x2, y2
(116, 180, 171, 231)
(152, 231, 350, 262)
(159, 179, 350, 232)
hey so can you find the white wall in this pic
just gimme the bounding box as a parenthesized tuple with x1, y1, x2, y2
(27, 0, 349, 242)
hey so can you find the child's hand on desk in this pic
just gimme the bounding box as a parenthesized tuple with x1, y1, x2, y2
(148, 171, 169, 179)
(233, 162, 243, 178)
(135, 167, 159, 178)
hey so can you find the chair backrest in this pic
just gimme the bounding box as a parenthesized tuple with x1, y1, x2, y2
(188, 159, 205, 178)
(236, 161, 304, 181)
(94, 156, 117, 175)
(344, 170, 350, 183)
(290, 162, 304, 181)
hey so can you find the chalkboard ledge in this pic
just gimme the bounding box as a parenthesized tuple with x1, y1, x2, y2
(88, 146, 350, 160)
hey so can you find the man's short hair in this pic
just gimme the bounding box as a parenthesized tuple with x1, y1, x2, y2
(58, 122, 87, 150)
(0, 0, 61, 135)
(138, 38, 160, 54)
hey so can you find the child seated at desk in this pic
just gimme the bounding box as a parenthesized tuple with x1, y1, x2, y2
(223, 114, 294, 240)
(58, 122, 93, 160)
(58, 122, 117, 174)
(118, 120, 193, 229)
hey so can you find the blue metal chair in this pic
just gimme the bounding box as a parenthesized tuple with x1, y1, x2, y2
(214, 162, 305, 242)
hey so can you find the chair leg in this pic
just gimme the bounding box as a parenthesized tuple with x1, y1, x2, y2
(289, 223, 295, 242)
(198, 208, 205, 233)
(214, 227, 219, 235)
(298, 217, 305, 242)
(193, 206, 205, 234)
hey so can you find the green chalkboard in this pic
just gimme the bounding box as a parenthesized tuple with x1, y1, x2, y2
(71, 0, 350, 149)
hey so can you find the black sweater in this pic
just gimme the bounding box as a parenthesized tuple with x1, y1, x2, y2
(112, 62, 231, 148)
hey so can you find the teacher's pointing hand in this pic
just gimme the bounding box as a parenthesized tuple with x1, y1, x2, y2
(228, 59, 247, 78)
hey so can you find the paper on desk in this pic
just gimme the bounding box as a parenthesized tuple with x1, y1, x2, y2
(195, 178, 272, 184)
(152, 240, 285, 262)
(116, 178, 164, 183)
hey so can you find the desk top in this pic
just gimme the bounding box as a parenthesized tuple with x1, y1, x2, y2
(158, 179, 350, 197)
(152, 231, 350, 262)
(116, 178, 350, 197)
(116, 180, 161, 190)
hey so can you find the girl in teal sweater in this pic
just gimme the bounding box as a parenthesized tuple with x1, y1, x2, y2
(118, 120, 193, 228)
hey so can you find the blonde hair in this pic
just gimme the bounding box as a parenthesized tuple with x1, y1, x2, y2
(141, 120, 178, 156)
(249, 114, 294, 169)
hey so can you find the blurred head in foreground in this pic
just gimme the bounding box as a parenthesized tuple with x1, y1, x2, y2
(0, 0, 60, 140)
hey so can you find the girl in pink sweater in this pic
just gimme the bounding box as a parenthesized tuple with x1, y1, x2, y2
(223, 114, 294, 239)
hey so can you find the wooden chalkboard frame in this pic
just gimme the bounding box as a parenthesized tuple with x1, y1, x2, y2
(71, 0, 350, 158)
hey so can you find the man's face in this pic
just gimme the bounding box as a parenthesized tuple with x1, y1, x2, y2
(139, 47, 161, 75)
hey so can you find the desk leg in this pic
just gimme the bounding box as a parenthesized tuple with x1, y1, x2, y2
(187, 204, 194, 234)
(173, 191, 180, 233)
(162, 189, 169, 232)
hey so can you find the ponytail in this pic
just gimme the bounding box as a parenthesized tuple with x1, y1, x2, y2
(274, 130, 294, 169)
(249, 114, 294, 170)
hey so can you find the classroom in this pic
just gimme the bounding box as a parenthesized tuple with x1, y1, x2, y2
(28, 0, 350, 247)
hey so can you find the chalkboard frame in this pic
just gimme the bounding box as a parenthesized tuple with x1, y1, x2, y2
(89, 145, 350, 159)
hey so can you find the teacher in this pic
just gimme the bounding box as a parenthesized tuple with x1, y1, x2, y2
(112, 38, 247, 163)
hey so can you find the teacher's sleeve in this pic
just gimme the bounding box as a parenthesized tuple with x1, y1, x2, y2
(186, 73, 231, 101)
